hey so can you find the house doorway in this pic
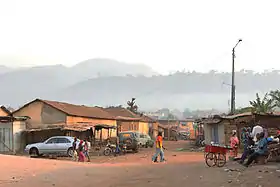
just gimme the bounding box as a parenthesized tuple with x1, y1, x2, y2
(211, 124, 219, 144)
(0, 125, 13, 152)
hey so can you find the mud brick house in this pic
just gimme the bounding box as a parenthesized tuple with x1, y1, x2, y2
(0, 105, 29, 153)
(0, 106, 12, 116)
(12, 99, 117, 143)
(104, 107, 158, 138)
(0, 116, 29, 153)
(201, 112, 280, 146)
(157, 119, 195, 140)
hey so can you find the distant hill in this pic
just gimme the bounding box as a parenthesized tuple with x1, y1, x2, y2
(55, 70, 280, 110)
(1, 59, 280, 110)
(0, 58, 157, 107)
(71, 58, 158, 78)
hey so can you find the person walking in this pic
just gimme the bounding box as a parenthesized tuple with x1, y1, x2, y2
(78, 140, 86, 162)
(84, 139, 91, 162)
(72, 137, 78, 161)
(152, 132, 165, 163)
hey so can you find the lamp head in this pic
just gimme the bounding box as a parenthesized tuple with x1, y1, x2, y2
(238, 39, 242, 42)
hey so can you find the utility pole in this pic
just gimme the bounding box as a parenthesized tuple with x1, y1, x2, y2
(230, 39, 242, 114)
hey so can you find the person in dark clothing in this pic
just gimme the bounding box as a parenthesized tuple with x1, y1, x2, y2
(72, 137, 78, 161)
(239, 135, 255, 164)
(244, 132, 268, 167)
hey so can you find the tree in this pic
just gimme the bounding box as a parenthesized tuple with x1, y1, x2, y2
(127, 98, 138, 113)
(269, 90, 280, 108)
(249, 93, 275, 113)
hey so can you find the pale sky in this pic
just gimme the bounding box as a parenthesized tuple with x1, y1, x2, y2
(0, 0, 280, 74)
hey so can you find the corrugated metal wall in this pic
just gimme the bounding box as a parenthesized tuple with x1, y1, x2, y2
(0, 123, 13, 152)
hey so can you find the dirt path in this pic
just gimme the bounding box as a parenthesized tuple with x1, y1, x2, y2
(1, 141, 280, 187)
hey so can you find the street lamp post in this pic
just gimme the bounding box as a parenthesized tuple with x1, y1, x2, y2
(231, 39, 242, 114)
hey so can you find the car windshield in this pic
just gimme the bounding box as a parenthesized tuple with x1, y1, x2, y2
(44, 137, 74, 144)
(119, 133, 134, 139)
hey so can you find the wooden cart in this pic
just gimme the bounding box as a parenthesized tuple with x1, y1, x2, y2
(204, 144, 232, 167)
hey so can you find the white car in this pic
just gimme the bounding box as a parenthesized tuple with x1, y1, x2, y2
(139, 133, 154, 148)
(25, 136, 79, 157)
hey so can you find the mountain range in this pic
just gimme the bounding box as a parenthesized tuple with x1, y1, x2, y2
(0, 58, 279, 111)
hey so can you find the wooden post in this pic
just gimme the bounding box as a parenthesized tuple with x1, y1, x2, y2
(168, 119, 170, 141)
(93, 128, 96, 146)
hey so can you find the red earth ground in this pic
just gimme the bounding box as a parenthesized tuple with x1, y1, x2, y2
(0, 141, 279, 187)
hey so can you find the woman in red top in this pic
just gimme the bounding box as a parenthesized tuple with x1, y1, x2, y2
(78, 140, 86, 162)
(230, 130, 239, 158)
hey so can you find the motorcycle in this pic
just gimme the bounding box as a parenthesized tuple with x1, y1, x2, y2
(103, 142, 116, 156)
(120, 143, 127, 155)
(103, 142, 127, 156)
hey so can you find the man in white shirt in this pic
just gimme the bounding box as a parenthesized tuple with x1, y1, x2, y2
(251, 123, 263, 142)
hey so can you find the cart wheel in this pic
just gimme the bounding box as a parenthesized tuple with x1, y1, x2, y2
(216, 153, 226, 167)
(204, 152, 207, 158)
(205, 153, 217, 167)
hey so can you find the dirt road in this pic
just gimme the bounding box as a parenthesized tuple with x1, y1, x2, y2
(1, 141, 279, 187)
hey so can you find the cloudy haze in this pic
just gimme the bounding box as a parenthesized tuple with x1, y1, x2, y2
(1, 0, 280, 74)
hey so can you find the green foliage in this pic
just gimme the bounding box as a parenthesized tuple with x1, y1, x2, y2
(249, 93, 275, 113)
(269, 90, 280, 108)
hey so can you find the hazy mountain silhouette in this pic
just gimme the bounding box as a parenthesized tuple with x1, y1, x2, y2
(0, 58, 157, 107)
(55, 70, 280, 111)
(0, 59, 279, 110)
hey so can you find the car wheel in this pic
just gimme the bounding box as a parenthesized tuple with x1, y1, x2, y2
(145, 143, 148, 148)
(133, 146, 139, 153)
(124, 138, 133, 146)
(67, 148, 74, 157)
(29, 147, 39, 157)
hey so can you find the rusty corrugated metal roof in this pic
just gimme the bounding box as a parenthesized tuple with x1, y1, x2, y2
(13, 99, 115, 120)
(24, 123, 95, 132)
(104, 107, 155, 122)
(42, 100, 115, 120)
(104, 107, 138, 118)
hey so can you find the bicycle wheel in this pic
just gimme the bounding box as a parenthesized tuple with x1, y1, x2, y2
(205, 153, 217, 167)
(216, 153, 226, 167)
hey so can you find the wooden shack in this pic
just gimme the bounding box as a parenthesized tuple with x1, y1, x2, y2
(201, 112, 280, 146)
